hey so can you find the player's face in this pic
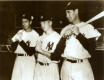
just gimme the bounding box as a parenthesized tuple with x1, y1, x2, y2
(41, 20, 52, 32)
(66, 9, 76, 22)
(22, 18, 31, 30)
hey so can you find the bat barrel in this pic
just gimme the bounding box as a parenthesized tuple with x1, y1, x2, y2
(86, 11, 104, 24)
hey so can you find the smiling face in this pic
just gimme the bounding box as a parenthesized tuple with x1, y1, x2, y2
(40, 20, 52, 32)
(66, 9, 78, 22)
(22, 18, 31, 30)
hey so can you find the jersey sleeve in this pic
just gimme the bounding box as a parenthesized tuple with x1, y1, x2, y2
(35, 34, 40, 48)
(78, 22, 101, 39)
(36, 33, 40, 44)
(11, 30, 23, 42)
(60, 24, 72, 37)
(35, 33, 43, 52)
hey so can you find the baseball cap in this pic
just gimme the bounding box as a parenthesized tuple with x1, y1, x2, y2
(22, 14, 34, 21)
(40, 16, 53, 21)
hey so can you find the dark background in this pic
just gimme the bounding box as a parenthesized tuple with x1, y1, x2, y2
(0, 1, 104, 80)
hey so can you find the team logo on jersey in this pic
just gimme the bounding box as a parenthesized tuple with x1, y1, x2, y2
(26, 41, 30, 47)
(46, 42, 54, 51)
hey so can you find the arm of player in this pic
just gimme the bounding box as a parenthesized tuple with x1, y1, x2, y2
(71, 26, 80, 36)
(77, 22, 101, 39)
(35, 40, 51, 59)
(12, 30, 23, 42)
(51, 37, 67, 61)
(19, 40, 36, 56)
(60, 24, 80, 39)
(60, 24, 73, 37)
(10, 30, 23, 52)
(60, 28, 74, 39)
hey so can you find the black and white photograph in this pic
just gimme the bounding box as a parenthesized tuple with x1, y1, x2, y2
(0, 0, 104, 80)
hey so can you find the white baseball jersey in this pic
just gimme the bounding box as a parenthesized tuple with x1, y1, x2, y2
(12, 29, 39, 54)
(61, 22, 101, 59)
(37, 31, 61, 63)
(11, 29, 39, 80)
(34, 31, 60, 80)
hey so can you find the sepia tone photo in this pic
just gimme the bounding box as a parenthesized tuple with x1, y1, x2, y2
(0, 0, 104, 80)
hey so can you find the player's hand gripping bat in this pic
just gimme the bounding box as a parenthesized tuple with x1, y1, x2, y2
(51, 10, 104, 61)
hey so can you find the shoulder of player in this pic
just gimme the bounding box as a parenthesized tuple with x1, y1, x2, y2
(52, 31, 59, 35)
(16, 29, 24, 34)
(31, 29, 39, 35)
(60, 24, 72, 36)
(31, 29, 37, 33)
(62, 24, 72, 30)
(53, 31, 61, 38)
(79, 22, 94, 29)
(17, 29, 24, 32)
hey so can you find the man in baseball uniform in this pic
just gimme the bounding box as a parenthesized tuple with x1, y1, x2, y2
(60, 2, 101, 80)
(34, 16, 60, 80)
(11, 14, 39, 80)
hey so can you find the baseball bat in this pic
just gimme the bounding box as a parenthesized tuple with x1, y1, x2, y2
(77, 11, 104, 29)
(51, 11, 104, 61)
(86, 11, 104, 24)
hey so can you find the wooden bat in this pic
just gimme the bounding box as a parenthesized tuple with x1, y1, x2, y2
(86, 11, 104, 24)
(51, 11, 104, 61)
(78, 11, 104, 28)
(75, 11, 104, 29)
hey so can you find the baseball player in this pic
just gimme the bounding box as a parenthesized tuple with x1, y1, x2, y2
(34, 16, 60, 80)
(11, 14, 39, 80)
(60, 2, 101, 80)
